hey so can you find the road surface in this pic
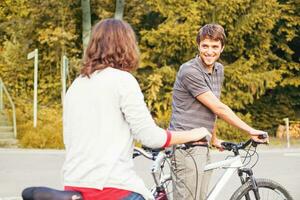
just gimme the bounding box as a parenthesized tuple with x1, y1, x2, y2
(0, 147, 299, 199)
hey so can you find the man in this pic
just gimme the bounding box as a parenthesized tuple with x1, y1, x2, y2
(169, 24, 268, 200)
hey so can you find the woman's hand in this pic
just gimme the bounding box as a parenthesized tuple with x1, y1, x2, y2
(189, 127, 212, 145)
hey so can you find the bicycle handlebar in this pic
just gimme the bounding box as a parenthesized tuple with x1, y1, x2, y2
(133, 146, 155, 160)
(221, 133, 268, 152)
(133, 143, 208, 160)
(134, 133, 268, 158)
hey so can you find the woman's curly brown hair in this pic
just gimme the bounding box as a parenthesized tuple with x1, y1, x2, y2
(81, 18, 140, 77)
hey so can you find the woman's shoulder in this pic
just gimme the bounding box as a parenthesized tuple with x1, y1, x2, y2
(103, 67, 135, 79)
(104, 67, 140, 88)
(88, 67, 135, 82)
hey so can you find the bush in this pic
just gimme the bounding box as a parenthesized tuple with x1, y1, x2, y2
(17, 103, 64, 149)
(216, 112, 252, 141)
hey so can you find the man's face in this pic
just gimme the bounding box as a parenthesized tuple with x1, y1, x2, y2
(198, 38, 224, 68)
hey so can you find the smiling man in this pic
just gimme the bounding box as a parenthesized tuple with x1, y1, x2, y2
(169, 24, 268, 200)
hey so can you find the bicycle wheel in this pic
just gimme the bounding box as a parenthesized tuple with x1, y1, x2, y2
(230, 178, 293, 200)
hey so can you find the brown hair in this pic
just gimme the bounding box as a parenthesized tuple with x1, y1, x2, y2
(196, 24, 226, 47)
(81, 19, 139, 77)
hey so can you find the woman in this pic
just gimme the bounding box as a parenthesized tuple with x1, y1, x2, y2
(22, 18, 210, 200)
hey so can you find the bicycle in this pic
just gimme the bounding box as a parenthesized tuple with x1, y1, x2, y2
(133, 135, 294, 200)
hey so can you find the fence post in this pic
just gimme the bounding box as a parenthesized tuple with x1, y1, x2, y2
(283, 118, 290, 148)
(27, 49, 39, 128)
(61, 55, 68, 106)
(0, 80, 3, 111)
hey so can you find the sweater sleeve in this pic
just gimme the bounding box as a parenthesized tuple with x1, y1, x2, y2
(118, 73, 170, 148)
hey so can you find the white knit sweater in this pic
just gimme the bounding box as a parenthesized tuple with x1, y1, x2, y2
(62, 67, 168, 199)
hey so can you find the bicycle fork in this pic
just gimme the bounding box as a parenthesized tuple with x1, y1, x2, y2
(151, 172, 168, 200)
(238, 168, 261, 200)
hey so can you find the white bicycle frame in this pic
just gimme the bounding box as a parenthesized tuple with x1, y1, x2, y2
(134, 147, 244, 200)
(205, 155, 243, 200)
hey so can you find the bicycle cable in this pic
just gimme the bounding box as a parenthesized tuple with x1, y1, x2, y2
(249, 147, 259, 169)
(241, 145, 259, 169)
(163, 158, 176, 196)
(241, 145, 254, 166)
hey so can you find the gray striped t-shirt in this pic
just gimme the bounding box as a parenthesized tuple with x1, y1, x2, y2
(169, 56, 224, 132)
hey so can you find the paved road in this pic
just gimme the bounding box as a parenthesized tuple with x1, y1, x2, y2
(0, 147, 299, 199)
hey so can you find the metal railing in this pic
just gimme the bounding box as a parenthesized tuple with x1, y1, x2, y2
(0, 78, 17, 138)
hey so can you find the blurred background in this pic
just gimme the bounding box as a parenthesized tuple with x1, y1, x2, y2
(0, 0, 299, 149)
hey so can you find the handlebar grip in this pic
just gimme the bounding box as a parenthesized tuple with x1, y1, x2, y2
(184, 142, 208, 148)
(220, 142, 233, 150)
(258, 133, 268, 139)
(142, 145, 164, 153)
(132, 151, 141, 158)
(198, 138, 208, 143)
(184, 136, 209, 148)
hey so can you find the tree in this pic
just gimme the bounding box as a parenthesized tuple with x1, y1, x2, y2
(114, 0, 125, 20)
(0, 0, 81, 147)
(136, 0, 300, 133)
(0, 0, 299, 145)
(246, 0, 300, 134)
(81, 0, 91, 52)
(0, 0, 80, 104)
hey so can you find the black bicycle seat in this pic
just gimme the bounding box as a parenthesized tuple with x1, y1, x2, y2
(22, 187, 83, 200)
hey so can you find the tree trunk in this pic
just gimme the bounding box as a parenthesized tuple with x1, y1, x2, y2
(81, 0, 91, 54)
(114, 0, 125, 20)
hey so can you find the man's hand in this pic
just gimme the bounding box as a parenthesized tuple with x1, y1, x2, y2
(211, 137, 224, 151)
(249, 129, 269, 144)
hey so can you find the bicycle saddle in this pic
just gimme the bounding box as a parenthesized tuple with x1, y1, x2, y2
(22, 187, 83, 200)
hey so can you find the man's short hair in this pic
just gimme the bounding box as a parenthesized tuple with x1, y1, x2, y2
(196, 24, 226, 46)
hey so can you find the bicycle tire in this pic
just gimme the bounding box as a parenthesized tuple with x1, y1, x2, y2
(230, 178, 294, 200)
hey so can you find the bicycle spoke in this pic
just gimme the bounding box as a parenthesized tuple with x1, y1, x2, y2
(249, 187, 289, 200)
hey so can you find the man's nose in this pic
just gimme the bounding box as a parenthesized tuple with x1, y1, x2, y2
(207, 47, 213, 54)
